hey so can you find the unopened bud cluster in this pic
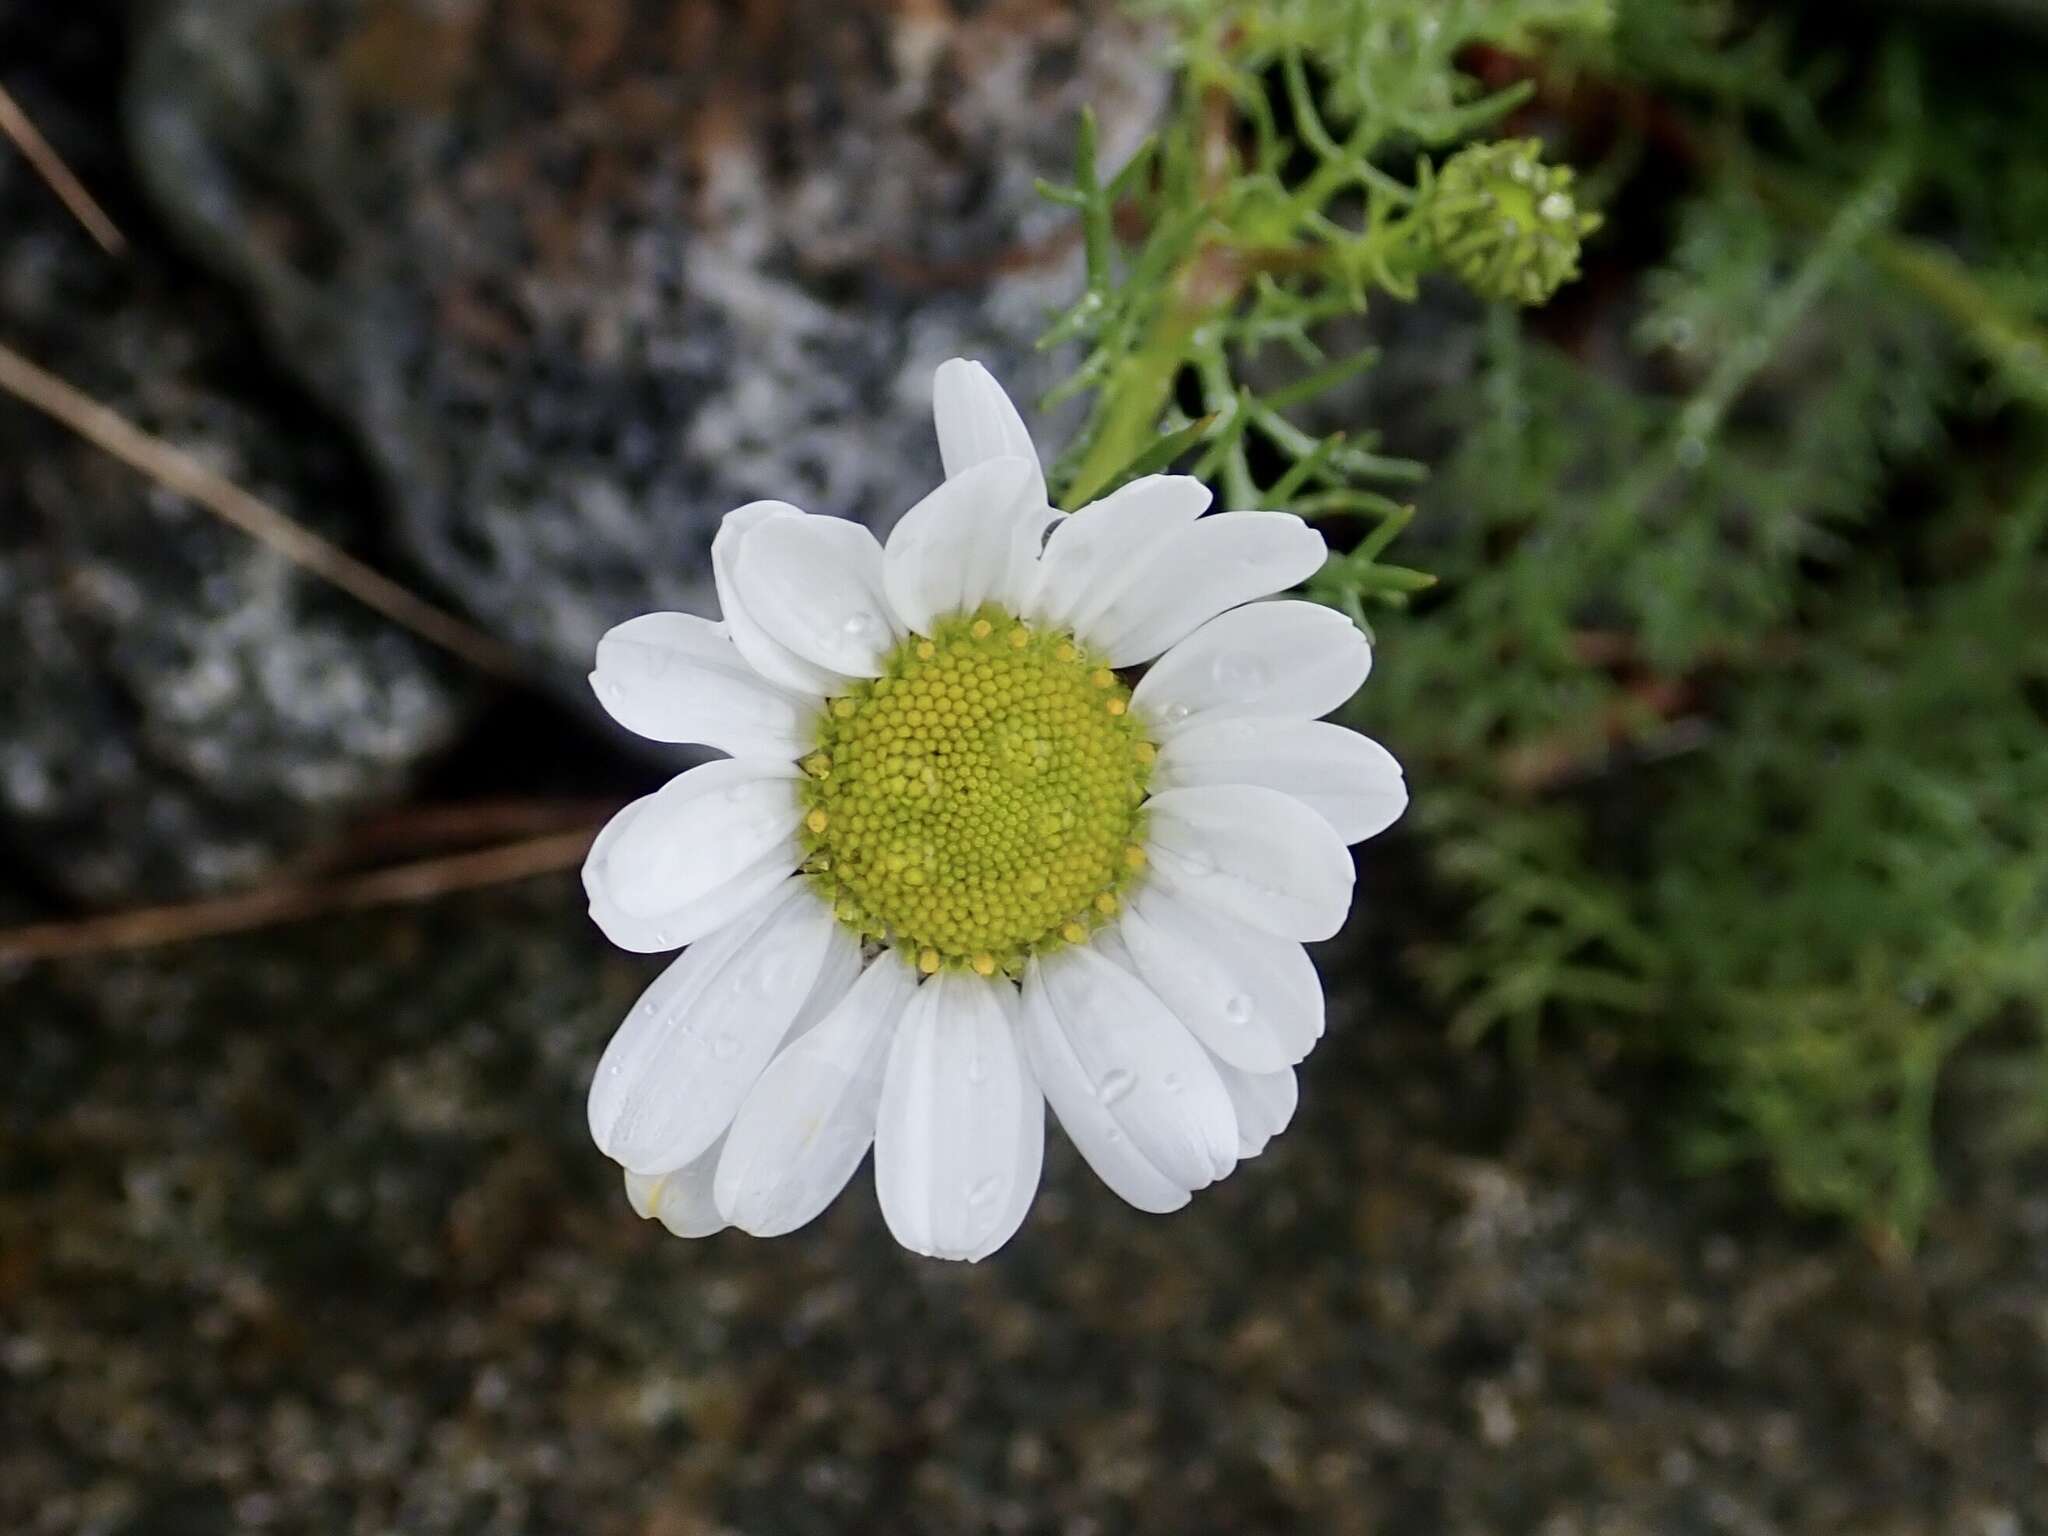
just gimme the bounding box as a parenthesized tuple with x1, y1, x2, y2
(1428, 139, 1603, 306)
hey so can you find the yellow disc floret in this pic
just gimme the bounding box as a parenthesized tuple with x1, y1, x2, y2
(799, 606, 1152, 974)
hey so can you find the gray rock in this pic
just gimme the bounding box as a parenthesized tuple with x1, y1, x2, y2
(3, 881, 2044, 1533)
(129, 0, 1169, 700)
(0, 1, 471, 902)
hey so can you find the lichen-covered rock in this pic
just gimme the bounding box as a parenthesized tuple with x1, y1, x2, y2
(0, 0, 471, 902)
(130, 0, 1168, 699)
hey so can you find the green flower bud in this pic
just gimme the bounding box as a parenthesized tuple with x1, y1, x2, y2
(1427, 139, 1603, 306)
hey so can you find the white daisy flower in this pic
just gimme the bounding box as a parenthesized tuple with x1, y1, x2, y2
(584, 359, 1408, 1260)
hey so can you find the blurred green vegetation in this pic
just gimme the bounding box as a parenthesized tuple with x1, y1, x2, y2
(1053, 0, 2048, 1242)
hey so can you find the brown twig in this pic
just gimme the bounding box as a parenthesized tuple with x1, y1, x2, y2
(0, 81, 126, 255)
(1496, 678, 1702, 794)
(0, 827, 600, 965)
(335, 796, 622, 861)
(0, 339, 527, 681)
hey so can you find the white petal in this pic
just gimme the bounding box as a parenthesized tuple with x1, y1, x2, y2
(588, 879, 842, 1175)
(594, 759, 801, 920)
(614, 933, 856, 1236)
(1030, 475, 1210, 636)
(873, 972, 1043, 1261)
(713, 502, 846, 696)
(589, 612, 817, 758)
(1154, 718, 1408, 844)
(792, 920, 866, 1043)
(933, 358, 1044, 498)
(1117, 884, 1325, 1073)
(882, 457, 1044, 635)
(971, 1071, 1045, 1262)
(583, 791, 797, 954)
(1143, 785, 1355, 942)
(623, 1142, 728, 1237)
(729, 513, 901, 678)
(1020, 946, 1238, 1208)
(1131, 600, 1370, 738)
(714, 960, 918, 1237)
(1087, 512, 1329, 667)
(1214, 1062, 1298, 1158)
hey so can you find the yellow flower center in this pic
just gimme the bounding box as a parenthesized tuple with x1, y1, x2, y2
(800, 606, 1152, 974)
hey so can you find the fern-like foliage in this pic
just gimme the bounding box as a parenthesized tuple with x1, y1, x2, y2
(1050, 0, 2048, 1240)
(1364, 1, 2048, 1238)
(1034, 0, 1619, 624)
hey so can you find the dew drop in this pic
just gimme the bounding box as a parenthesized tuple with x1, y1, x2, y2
(711, 1033, 742, 1061)
(1162, 1072, 1183, 1094)
(1224, 994, 1255, 1026)
(966, 1176, 1002, 1207)
(1095, 1069, 1136, 1105)
(842, 610, 880, 641)
(965, 1053, 990, 1085)
(1162, 702, 1191, 725)
(723, 783, 755, 803)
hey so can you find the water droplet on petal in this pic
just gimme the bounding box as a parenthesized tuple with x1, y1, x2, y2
(1162, 702, 1191, 725)
(1162, 1072, 1183, 1094)
(1224, 994, 1255, 1026)
(711, 1033, 741, 1061)
(966, 1176, 1002, 1207)
(1096, 1069, 1135, 1105)
(965, 1054, 990, 1085)
(842, 611, 880, 642)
